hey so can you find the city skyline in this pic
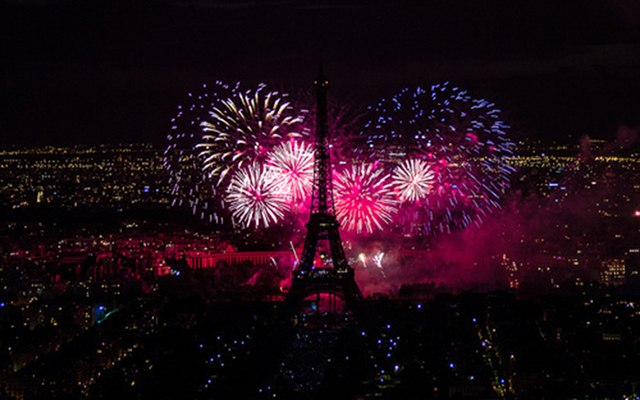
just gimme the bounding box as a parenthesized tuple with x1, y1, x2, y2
(2, 2, 640, 398)
(2, 139, 640, 397)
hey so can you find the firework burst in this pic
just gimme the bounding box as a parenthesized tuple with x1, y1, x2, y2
(165, 82, 309, 226)
(392, 159, 435, 202)
(226, 163, 290, 229)
(334, 163, 398, 234)
(166, 79, 513, 238)
(197, 84, 308, 185)
(164, 81, 240, 223)
(362, 82, 514, 235)
(266, 140, 315, 203)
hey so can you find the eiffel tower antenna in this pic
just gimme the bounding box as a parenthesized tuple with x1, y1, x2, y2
(285, 70, 363, 315)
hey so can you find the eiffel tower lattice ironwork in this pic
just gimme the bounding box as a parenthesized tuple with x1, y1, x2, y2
(285, 71, 364, 312)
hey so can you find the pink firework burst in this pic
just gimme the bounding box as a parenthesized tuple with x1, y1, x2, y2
(334, 163, 398, 234)
(392, 159, 435, 202)
(225, 164, 290, 229)
(266, 140, 315, 203)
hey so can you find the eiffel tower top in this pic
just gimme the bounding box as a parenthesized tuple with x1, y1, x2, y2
(309, 68, 335, 217)
(314, 67, 328, 90)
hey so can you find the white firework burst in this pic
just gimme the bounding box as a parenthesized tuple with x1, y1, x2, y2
(197, 84, 307, 185)
(266, 140, 315, 203)
(225, 163, 290, 229)
(392, 159, 435, 202)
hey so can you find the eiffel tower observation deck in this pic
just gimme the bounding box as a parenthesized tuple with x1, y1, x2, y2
(285, 70, 364, 316)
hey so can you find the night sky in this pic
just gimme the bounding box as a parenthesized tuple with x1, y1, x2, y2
(4, 0, 640, 146)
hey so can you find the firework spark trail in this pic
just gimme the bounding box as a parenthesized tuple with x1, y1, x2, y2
(334, 163, 399, 234)
(362, 82, 515, 236)
(266, 140, 315, 203)
(226, 163, 290, 229)
(373, 252, 386, 277)
(359, 253, 367, 268)
(197, 84, 308, 186)
(164, 81, 239, 224)
(373, 252, 385, 269)
(290, 241, 299, 263)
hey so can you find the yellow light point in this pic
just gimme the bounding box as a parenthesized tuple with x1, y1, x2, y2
(359, 253, 366, 267)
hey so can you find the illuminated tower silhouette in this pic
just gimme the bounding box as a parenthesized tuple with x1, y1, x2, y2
(285, 70, 363, 313)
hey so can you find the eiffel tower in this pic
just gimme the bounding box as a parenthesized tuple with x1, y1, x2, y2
(285, 70, 364, 314)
